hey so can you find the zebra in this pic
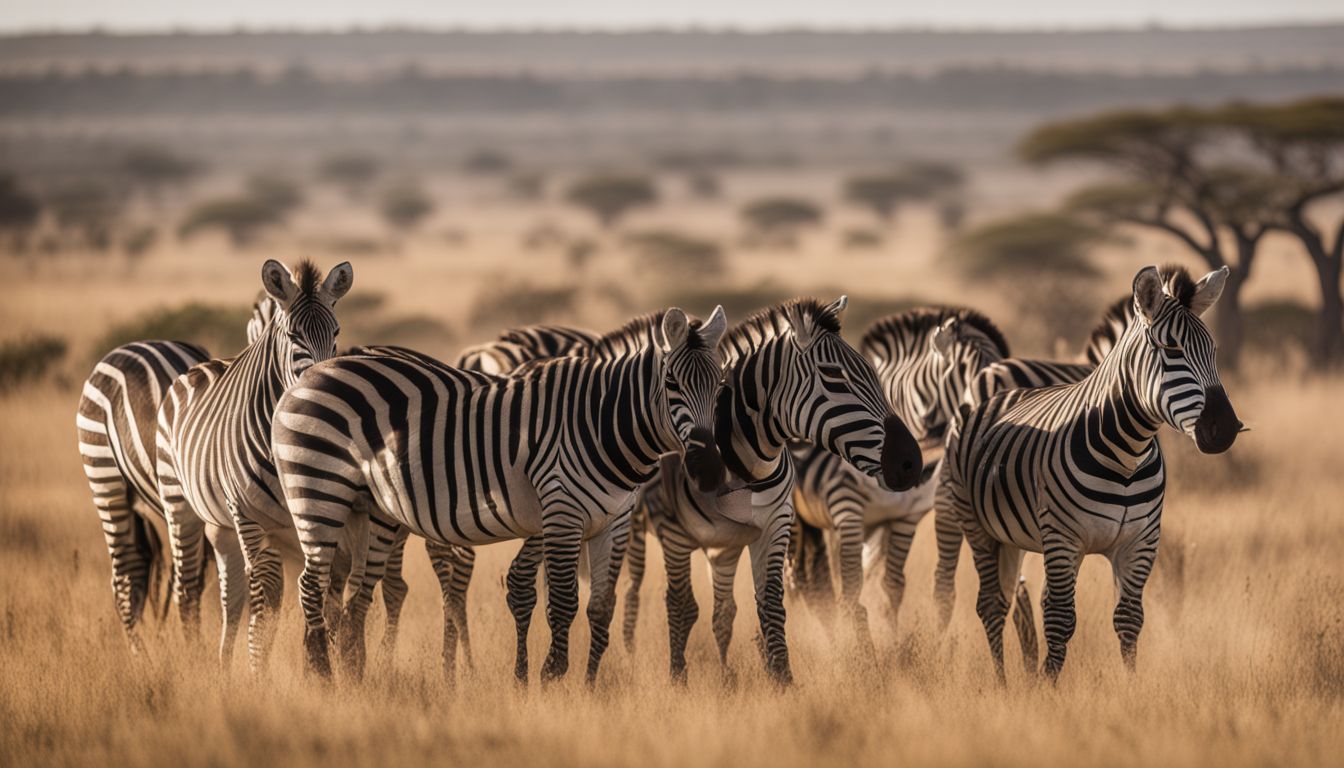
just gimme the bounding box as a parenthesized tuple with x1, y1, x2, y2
(938, 265, 1240, 681)
(343, 324, 598, 675)
(270, 306, 727, 681)
(618, 297, 924, 683)
(155, 259, 353, 669)
(76, 295, 277, 652)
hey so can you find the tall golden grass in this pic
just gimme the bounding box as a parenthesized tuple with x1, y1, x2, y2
(2, 243, 1342, 766)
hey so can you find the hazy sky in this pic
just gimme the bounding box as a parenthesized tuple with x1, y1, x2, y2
(3, 0, 1343, 32)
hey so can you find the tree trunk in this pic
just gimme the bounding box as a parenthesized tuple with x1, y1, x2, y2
(1314, 254, 1343, 370)
(1214, 268, 1245, 372)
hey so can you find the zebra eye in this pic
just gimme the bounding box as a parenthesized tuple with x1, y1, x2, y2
(1147, 330, 1180, 352)
(818, 364, 849, 382)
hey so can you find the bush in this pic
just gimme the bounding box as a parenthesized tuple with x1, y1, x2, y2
(48, 183, 121, 249)
(687, 172, 721, 199)
(246, 174, 305, 218)
(507, 173, 547, 201)
(179, 197, 281, 249)
(463, 150, 512, 176)
(92, 303, 252, 364)
(842, 228, 884, 250)
(121, 147, 201, 196)
(468, 282, 578, 331)
(564, 175, 658, 229)
(946, 212, 1104, 281)
(0, 335, 68, 392)
(624, 229, 725, 277)
(379, 182, 436, 233)
(740, 197, 824, 244)
(317, 152, 380, 198)
(0, 175, 41, 244)
(121, 225, 158, 258)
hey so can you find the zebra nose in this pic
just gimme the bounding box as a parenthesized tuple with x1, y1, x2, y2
(880, 415, 923, 492)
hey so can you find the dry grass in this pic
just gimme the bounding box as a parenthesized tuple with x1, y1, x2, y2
(2, 216, 1343, 765)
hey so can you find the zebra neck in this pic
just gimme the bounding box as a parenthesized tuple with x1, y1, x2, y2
(583, 352, 679, 487)
(1080, 330, 1164, 476)
(717, 356, 789, 483)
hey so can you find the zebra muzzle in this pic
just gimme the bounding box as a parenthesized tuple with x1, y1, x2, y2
(1194, 385, 1240, 455)
(880, 415, 923, 492)
(683, 428, 726, 494)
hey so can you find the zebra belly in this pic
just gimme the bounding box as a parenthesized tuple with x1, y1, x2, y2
(861, 478, 935, 526)
(364, 467, 544, 548)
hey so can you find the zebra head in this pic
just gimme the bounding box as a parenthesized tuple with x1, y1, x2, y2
(259, 259, 353, 385)
(659, 305, 729, 492)
(781, 297, 923, 491)
(1131, 264, 1241, 454)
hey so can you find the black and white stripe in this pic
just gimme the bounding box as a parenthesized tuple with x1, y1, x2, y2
(271, 307, 726, 681)
(939, 265, 1240, 680)
(155, 259, 352, 668)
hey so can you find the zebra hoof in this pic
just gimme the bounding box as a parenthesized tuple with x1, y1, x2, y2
(304, 627, 332, 679)
(540, 654, 569, 683)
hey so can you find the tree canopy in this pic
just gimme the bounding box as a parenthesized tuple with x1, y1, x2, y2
(564, 175, 658, 229)
(947, 212, 1104, 281)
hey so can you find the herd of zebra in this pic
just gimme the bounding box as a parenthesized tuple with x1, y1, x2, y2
(75, 257, 1242, 686)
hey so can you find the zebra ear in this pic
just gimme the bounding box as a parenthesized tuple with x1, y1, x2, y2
(1132, 266, 1165, 323)
(932, 317, 960, 356)
(786, 302, 815, 349)
(700, 305, 728, 349)
(321, 261, 354, 304)
(662, 307, 690, 352)
(1189, 266, 1229, 317)
(827, 295, 849, 328)
(261, 259, 297, 304)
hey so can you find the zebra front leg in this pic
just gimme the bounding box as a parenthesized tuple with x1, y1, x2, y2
(378, 527, 411, 661)
(707, 546, 743, 678)
(1110, 532, 1159, 672)
(539, 516, 585, 683)
(427, 538, 475, 680)
(290, 500, 357, 679)
(158, 467, 207, 641)
(831, 503, 875, 659)
(229, 505, 285, 674)
(584, 509, 631, 684)
(661, 525, 699, 683)
(966, 526, 1011, 683)
(205, 523, 247, 666)
(621, 506, 649, 655)
(1010, 577, 1039, 675)
(879, 518, 918, 638)
(87, 477, 150, 652)
(337, 512, 391, 682)
(1040, 533, 1083, 682)
(506, 536, 544, 683)
(932, 490, 964, 630)
(749, 509, 794, 685)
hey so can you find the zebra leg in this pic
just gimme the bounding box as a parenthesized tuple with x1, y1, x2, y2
(1040, 534, 1084, 682)
(161, 492, 207, 641)
(448, 546, 476, 669)
(539, 517, 585, 682)
(621, 505, 649, 655)
(880, 518, 919, 638)
(1010, 577, 1039, 675)
(506, 536, 544, 683)
(337, 512, 389, 682)
(427, 538, 476, 679)
(967, 526, 1011, 683)
(584, 509, 632, 684)
(229, 505, 285, 674)
(707, 546, 744, 676)
(932, 476, 965, 630)
(749, 509, 794, 685)
(1110, 531, 1159, 672)
(661, 523, 699, 683)
(205, 523, 246, 666)
(378, 527, 411, 661)
(831, 501, 875, 659)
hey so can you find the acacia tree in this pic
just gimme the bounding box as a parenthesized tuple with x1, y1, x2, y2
(843, 161, 964, 226)
(121, 147, 201, 201)
(318, 152, 381, 200)
(740, 196, 824, 247)
(564, 175, 658, 229)
(379, 182, 436, 235)
(0, 175, 41, 250)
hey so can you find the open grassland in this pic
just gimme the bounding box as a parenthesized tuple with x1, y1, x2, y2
(2, 247, 1344, 766)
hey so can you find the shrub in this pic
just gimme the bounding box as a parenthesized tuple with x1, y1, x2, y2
(624, 229, 725, 277)
(48, 183, 121, 249)
(179, 197, 280, 249)
(468, 282, 578, 331)
(463, 150, 512, 176)
(246, 175, 305, 218)
(121, 225, 158, 259)
(687, 172, 721, 199)
(564, 175, 658, 229)
(121, 147, 201, 197)
(0, 335, 68, 392)
(507, 173, 547, 201)
(317, 152, 380, 198)
(92, 303, 252, 363)
(379, 182, 436, 233)
(842, 228, 884, 250)
(0, 175, 41, 245)
(740, 197, 824, 245)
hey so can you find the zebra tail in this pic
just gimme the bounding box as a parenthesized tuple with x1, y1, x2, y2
(130, 512, 171, 623)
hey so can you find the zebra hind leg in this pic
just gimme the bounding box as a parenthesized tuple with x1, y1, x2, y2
(881, 519, 918, 640)
(378, 528, 411, 662)
(1039, 535, 1083, 682)
(748, 513, 794, 686)
(229, 505, 286, 675)
(205, 523, 247, 667)
(967, 528, 1010, 683)
(1010, 576, 1039, 675)
(538, 518, 584, 683)
(583, 512, 631, 684)
(505, 536, 544, 683)
(707, 546, 743, 682)
(428, 538, 474, 681)
(661, 530, 699, 683)
(932, 489, 965, 631)
(620, 509, 648, 655)
(337, 512, 391, 682)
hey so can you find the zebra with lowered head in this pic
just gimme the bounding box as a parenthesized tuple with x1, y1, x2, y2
(155, 259, 353, 669)
(939, 265, 1241, 680)
(620, 298, 924, 683)
(76, 294, 278, 652)
(271, 307, 727, 680)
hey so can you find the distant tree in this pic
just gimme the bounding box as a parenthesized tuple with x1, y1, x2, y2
(462, 149, 512, 176)
(687, 172, 721, 200)
(179, 197, 280, 249)
(317, 152, 381, 199)
(740, 196, 824, 246)
(564, 175, 658, 229)
(947, 212, 1106, 351)
(843, 161, 964, 226)
(624, 229, 724, 276)
(121, 225, 158, 259)
(937, 198, 967, 232)
(507, 173, 547, 201)
(120, 147, 201, 200)
(0, 174, 41, 249)
(246, 174, 305, 219)
(48, 182, 121, 251)
(379, 182, 436, 234)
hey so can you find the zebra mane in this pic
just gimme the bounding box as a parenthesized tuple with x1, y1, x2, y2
(1159, 263, 1197, 310)
(591, 310, 711, 355)
(860, 306, 1010, 360)
(722, 298, 841, 350)
(294, 259, 323, 300)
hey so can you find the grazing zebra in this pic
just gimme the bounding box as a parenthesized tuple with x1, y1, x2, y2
(939, 265, 1240, 680)
(271, 307, 727, 681)
(619, 298, 924, 683)
(345, 324, 598, 674)
(155, 259, 353, 668)
(76, 295, 277, 652)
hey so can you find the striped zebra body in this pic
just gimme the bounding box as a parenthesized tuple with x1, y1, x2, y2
(77, 295, 277, 652)
(155, 260, 352, 668)
(939, 266, 1240, 680)
(620, 298, 924, 683)
(271, 308, 726, 681)
(346, 324, 597, 676)
(780, 307, 1010, 642)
